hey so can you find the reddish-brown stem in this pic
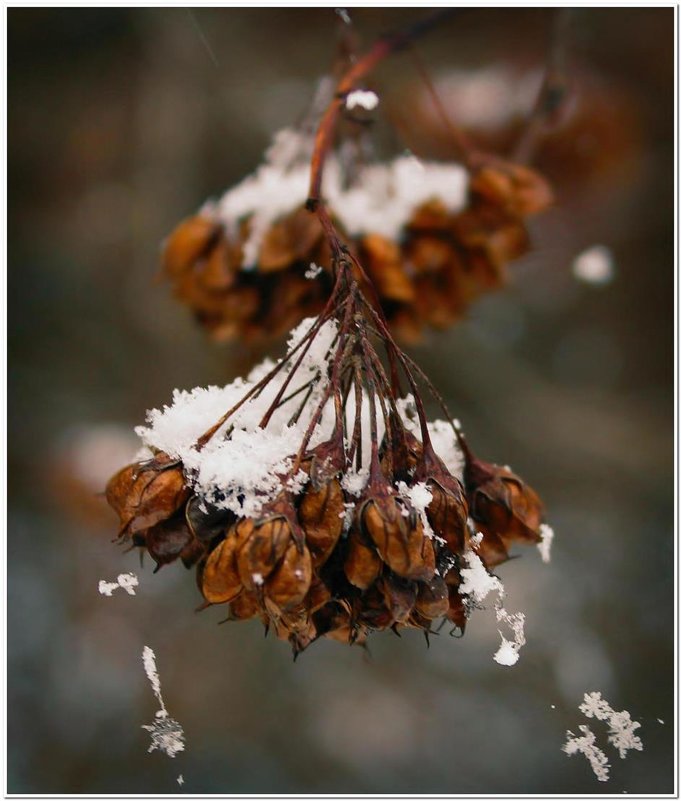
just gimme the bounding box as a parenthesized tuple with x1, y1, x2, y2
(409, 46, 474, 168)
(307, 9, 456, 207)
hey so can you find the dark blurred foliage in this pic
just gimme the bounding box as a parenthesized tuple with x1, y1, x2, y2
(7, 7, 674, 794)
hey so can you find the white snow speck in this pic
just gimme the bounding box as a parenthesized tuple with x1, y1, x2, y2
(572, 245, 615, 286)
(305, 262, 323, 279)
(177, 774, 184, 786)
(657, 718, 665, 725)
(537, 523, 554, 564)
(98, 573, 139, 597)
(252, 572, 264, 586)
(459, 549, 503, 604)
(494, 608, 526, 666)
(345, 89, 379, 111)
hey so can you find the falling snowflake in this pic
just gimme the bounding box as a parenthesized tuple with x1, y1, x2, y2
(563, 725, 610, 782)
(141, 646, 186, 759)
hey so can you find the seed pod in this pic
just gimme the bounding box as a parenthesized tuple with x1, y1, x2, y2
(162, 215, 222, 279)
(146, 515, 193, 570)
(474, 529, 510, 570)
(470, 159, 554, 218)
(258, 207, 324, 272)
(464, 451, 543, 550)
(360, 233, 416, 302)
(306, 576, 332, 614)
(185, 496, 233, 545)
(200, 525, 245, 604)
(415, 575, 449, 620)
(236, 516, 291, 590)
(412, 444, 469, 556)
(265, 541, 313, 611)
(361, 496, 435, 581)
(378, 575, 417, 625)
(344, 526, 382, 590)
(446, 585, 468, 633)
(106, 453, 190, 537)
(228, 590, 260, 621)
(356, 584, 393, 631)
(425, 478, 468, 555)
(298, 477, 344, 567)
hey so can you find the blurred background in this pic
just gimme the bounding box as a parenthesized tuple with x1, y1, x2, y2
(7, 6, 674, 794)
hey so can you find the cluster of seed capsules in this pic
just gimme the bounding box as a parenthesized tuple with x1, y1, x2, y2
(106, 414, 544, 656)
(162, 156, 552, 344)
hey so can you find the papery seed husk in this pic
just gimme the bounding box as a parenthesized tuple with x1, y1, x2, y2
(378, 575, 417, 624)
(229, 590, 260, 621)
(298, 478, 344, 567)
(415, 575, 450, 620)
(106, 457, 190, 536)
(362, 498, 435, 581)
(201, 527, 244, 604)
(146, 515, 192, 569)
(265, 541, 312, 611)
(236, 516, 291, 590)
(344, 527, 382, 590)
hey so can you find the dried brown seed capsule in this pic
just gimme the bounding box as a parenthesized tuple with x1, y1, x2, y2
(145, 514, 193, 570)
(162, 215, 222, 279)
(185, 497, 233, 545)
(377, 575, 417, 625)
(415, 575, 450, 620)
(236, 515, 291, 591)
(200, 524, 246, 604)
(265, 541, 313, 611)
(446, 585, 468, 634)
(228, 589, 260, 621)
(464, 452, 543, 550)
(344, 525, 382, 590)
(361, 495, 435, 581)
(257, 207, 324, 272)
(298, 477, 344, 568)
(470, 159, 554, 218)
(106, 453, 190, 537)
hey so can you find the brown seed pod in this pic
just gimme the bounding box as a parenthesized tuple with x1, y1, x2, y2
(106, 453, 190, 537)
(200, 524, 246, 604)
(236, 515, 291, 591)
(146, 514, 193, 570)
(265, 541, 313, 611)
(162, 215, 222, 280)
(464, 449, 543, 550)
(298, 477, 344, 568)
(415, 574, 450, 620)
(343, 525, 382, 590)
(361, 495, 435, 581)
(377, 575, 417, 625)
(469, 158, 554, 218)
(413, 445, 469, 556)
(228, 589, 260, 621)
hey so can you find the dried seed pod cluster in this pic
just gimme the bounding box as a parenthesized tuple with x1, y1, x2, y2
(162, 127, 552, 344)
(107, 277, 548, 656)
(108, 23, 554, 659)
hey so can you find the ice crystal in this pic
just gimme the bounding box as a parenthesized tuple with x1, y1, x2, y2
(98, 572, 139, 597)
(563, 725, 611, 782)
(141, 647, 186, 759)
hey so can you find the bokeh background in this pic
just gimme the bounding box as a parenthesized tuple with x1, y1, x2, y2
(8, 6, 675, 795)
